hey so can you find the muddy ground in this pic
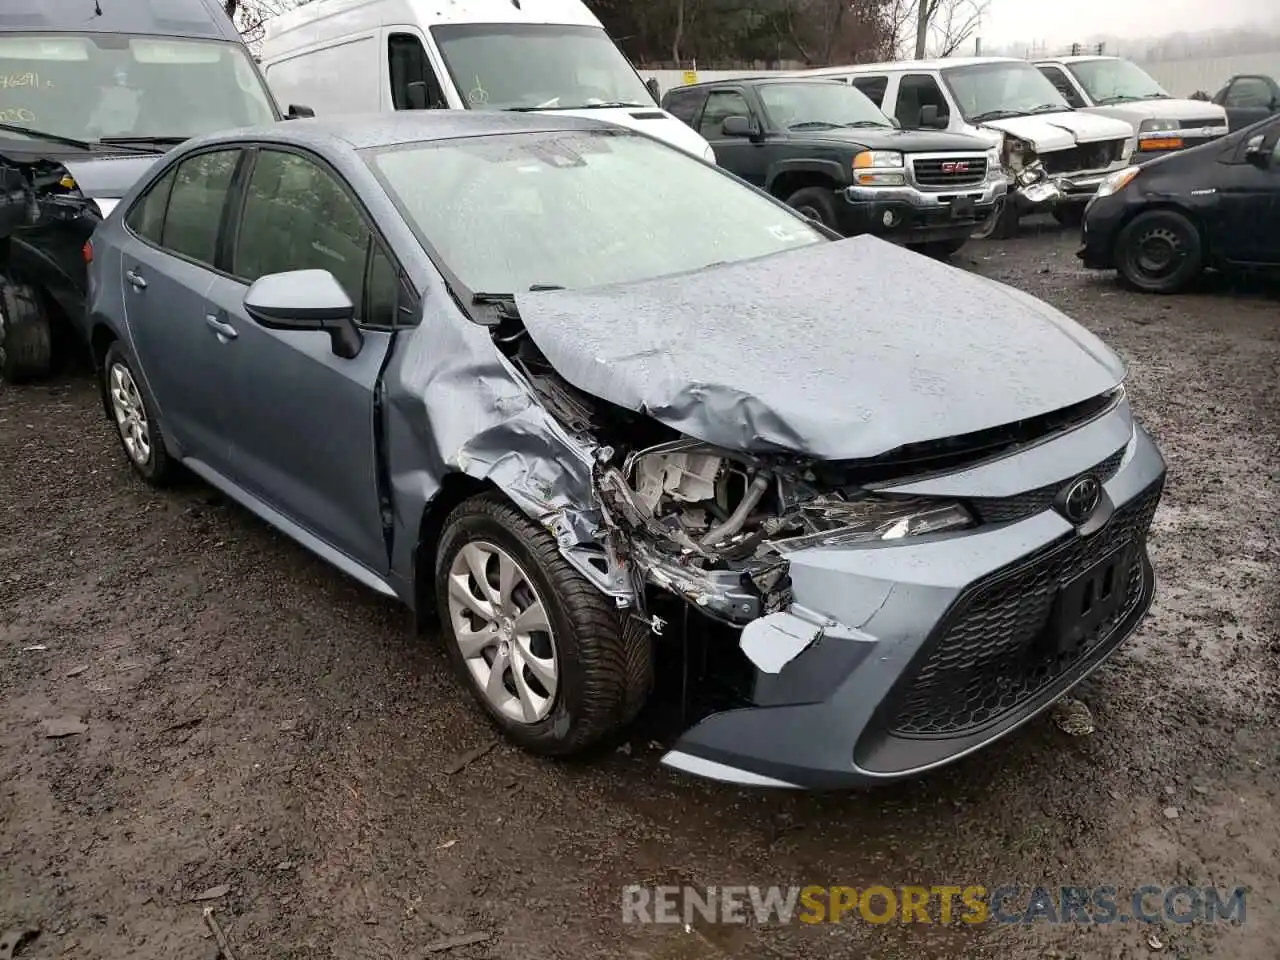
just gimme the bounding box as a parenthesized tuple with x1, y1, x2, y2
(1, 223, 1277, 960)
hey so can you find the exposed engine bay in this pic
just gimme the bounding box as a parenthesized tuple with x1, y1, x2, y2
(0, 154, 99, 239)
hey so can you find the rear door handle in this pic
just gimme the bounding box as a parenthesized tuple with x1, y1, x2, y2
(205, 314, 238, 341)
(125, 269, 147, 290)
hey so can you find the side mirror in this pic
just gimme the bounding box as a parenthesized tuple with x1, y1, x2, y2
(721, 115, 757, 138)
(406, 80, 429, 110)
(286, 103, 315, 119)
(646, 77, 661, 103)
(244, 269, 363, 359)
(919, 105, 946, 129)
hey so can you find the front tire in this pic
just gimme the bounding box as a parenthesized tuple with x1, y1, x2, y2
(784, 186, 839, 230)
(0, 276, 52, 384)
(1115, 209, 1203, 294)
(971, 197, 1019, 240)
(102, 342, 175, 486)
(435, 495, 652, 756)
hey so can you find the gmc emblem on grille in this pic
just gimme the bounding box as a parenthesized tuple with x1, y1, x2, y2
(940, 161, 970, 173)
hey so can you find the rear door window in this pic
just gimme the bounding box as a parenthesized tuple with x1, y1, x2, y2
(124, 167, 177, 244)
(663, 87, 707, 126)
(159, 149, 240, 267)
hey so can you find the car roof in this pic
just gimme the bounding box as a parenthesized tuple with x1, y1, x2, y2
(180, 110, 618, 153)
(1037, 56, 1114, 64)
(669, 76, 844, 92)
(0, 0, 241, 42)
(796, 56, 1023, 74)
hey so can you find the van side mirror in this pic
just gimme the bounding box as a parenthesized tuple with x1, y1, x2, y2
(244, 269, 363, 359)
(407, 80, 429, 110)
(919, 105, 946, 129)
(722, 115, 758, 138)
(646, 77, 661, 103)
(286, 104, 315, 119)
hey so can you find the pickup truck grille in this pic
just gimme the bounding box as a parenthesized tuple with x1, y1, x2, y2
(1041, 139, 1126, 175)
(910, 155, 988, 188)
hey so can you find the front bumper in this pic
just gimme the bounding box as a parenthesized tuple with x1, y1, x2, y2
(661, 407, 1167, 789)
(838, 176, 1007, 243)
(1076, 192, 1134, 270)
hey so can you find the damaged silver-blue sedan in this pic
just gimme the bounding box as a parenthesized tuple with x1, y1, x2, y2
(84, 113, 1166, 789)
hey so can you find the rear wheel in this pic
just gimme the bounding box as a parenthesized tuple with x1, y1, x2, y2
(784, 186, 839, 231)
(0, 276, 52, 384)
(1115, 209, 1203, 294)
(435, 495, 652, 756)
(102, 342, 175, 486)
(908, 236, 969, 259)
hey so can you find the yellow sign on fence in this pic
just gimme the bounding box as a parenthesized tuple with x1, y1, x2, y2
(682, 70, 697, 85)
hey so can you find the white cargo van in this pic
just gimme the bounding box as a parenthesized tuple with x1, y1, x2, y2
(259, 0, 715, 161)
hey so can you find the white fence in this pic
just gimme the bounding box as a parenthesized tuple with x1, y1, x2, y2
(642, 50, 1280, 100)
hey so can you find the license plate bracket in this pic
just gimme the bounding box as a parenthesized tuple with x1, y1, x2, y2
(1045, 545, 1132, 659)
(950, 197, 976, 219)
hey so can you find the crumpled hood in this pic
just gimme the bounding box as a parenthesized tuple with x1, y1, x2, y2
(983, 111, 1133, 151)
(61, 155, 163, 199)
(515, 236, 1126, 461)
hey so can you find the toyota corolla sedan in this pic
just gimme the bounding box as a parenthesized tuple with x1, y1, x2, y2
(85, 113, 1166, 789)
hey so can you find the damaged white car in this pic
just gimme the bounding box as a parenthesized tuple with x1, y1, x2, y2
(85, 112, 1167, 789)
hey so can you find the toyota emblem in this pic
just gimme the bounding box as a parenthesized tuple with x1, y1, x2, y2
(1061, 475, 1102, 524)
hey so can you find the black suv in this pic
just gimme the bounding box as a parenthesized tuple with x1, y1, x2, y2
(664, 77, 1007, 257)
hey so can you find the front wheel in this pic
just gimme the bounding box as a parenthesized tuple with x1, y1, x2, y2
(971, 197, 1019, 240)
(435, 495, 652, 756)
(0, 276, 52, 384)
(1114, 209, 1203, 294)
(908, 236, 969, 260)
(784, 186, 839, 230)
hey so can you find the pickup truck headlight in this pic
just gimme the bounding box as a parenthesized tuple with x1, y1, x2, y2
(1096, 165, 1140, 198)
(853, 150, 905, 185)
(1137, 118, 1182, 151)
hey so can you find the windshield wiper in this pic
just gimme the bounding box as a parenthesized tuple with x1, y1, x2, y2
(843, 120, 893, 128)
(1095, 94, 1140, 104)
(0, 122, 165, 154)
(969, 109, 1026, 122)
(1141, 92, 1171, 100)
(789, 120, 842, 130)
(1028, 103, 1068, 114)
(100, 135, 188, 148)
(560, 101, 651, 109)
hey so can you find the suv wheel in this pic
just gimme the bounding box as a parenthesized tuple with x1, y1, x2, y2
(784, 187, 838, 230)
(0, 276, 52, 384)
(972, 197, 1019, 240)
(1115, 209, 1203, 294)
(103, 342, 175, 485)
(435, 495, 652, 756)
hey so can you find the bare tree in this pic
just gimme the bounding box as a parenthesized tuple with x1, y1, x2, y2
(908, 0, 987, 58)
(224, 0, 298, 47)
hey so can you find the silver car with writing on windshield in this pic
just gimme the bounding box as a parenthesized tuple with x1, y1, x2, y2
(84, 112, 1166, 789)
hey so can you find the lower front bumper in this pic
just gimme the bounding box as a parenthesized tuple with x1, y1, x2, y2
(838, 177, 1007, 243)
(661, 415, 1167, 789)
(1077, 194, 1131, 269)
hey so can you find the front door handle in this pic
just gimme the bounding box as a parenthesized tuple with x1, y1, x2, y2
(205, 314, 238, 341)
(125, 269, 147, 290)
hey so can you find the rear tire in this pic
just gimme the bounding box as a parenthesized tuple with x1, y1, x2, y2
(1115, 209, 1203, 294)
(102, 342, 175, 486)
(435, 495, 653, 757)
(908, 237, 969, 259)
(0, 276, 52, 384)
(784, 186, 839, 231)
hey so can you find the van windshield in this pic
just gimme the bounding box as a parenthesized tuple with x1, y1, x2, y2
(942, 61, 1071, 121)
(1066, 59, 1169, 105)
(431, 23, 655, 111)
(0, 33, 276, 146)
(367, 130, 825, 295)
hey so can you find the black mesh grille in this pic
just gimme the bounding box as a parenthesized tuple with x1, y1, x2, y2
(969, 447, 1126, 524)
(885, 480, 1162, 738)
(912, 156, 988, 188)
(1041, 139, 1126, 175)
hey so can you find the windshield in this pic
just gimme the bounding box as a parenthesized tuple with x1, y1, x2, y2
(759, 81, 893, 129)
(1067, 59, 1168, 104)
(0, 33, 276, 145)
(430, 23, 655, 111)
(942, 61, 1070, 120)
(368, 130, 824, 295)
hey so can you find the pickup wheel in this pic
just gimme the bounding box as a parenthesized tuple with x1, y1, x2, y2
(1115, 209, 1203, 294)
(0, 276, 52, 384)
(784, 186, 838, 230)
(102, 342, 175, 486)
(972, 197, 1019, 240)
(435, 495, 653, 756)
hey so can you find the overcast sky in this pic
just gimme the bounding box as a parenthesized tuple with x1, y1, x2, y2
(977, 0, 1257, 48)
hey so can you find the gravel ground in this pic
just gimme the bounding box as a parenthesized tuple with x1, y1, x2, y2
(1, 224, 1277, 960)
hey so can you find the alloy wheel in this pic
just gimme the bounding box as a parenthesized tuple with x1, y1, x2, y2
(446, 541, 559, 724)
(108, 362, 152, 466)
